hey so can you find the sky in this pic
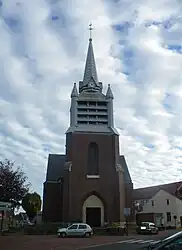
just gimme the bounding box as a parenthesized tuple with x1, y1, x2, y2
(0, 0, 182, 197)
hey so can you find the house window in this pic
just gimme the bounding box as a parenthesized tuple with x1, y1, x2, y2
(166, 212, 171, 222)
(151, 200, 154, 207)
(87, 142, 99, 176)
(166, 199, 170, 205)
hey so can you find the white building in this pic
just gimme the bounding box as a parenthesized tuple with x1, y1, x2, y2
(133, 182, 182, 228)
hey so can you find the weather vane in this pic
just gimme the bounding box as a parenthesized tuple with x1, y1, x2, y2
(89, 23, 93, 40)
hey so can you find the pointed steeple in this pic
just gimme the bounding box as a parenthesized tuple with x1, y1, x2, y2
(79, 24, 102, 93)
(106, 84, 114, 99)
(71, 83, 78, 98)
(83, 38, 98, 86)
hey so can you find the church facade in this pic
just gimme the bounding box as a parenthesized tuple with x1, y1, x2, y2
(42, 35, 133, 227)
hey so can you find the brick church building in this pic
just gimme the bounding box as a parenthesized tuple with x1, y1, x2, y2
(42, 33, 133, 227)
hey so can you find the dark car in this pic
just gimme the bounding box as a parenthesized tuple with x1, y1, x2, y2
(137, 222, 158, 235)
(142, 231, 182, 249)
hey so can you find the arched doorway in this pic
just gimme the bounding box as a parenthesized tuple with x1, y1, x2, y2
(82, 195, 104, 227)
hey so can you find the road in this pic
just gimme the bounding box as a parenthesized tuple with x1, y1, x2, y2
(79, 230, 178, 250)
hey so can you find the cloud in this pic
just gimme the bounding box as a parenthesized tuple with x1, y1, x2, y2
(0, 0, 181, 196)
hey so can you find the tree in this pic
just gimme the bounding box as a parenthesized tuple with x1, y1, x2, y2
(0, 159, 30, 210)
(22, 192, 41, 220)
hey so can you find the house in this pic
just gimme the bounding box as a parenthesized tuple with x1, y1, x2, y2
(0, 202, 12, 231)
(32, 211, 42, 225)
(133, 182, 182, 228)
(42, 28, 133, 226)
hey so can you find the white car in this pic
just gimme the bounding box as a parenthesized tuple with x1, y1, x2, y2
(57, 223, 93, 238)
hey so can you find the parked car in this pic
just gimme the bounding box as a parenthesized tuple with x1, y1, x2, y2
(136, 222, 158, 235)
(144, 231, 182, 249)
(57, 223, 93, 238)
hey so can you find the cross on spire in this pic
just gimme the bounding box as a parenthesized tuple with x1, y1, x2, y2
(89, 23, 93, 41)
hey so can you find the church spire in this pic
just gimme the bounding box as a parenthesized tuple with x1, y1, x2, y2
(79, 24, 102, 93)
(83, 24, 98, 85)
(106, 84, 114, 99)
(71, 82, 78, 98)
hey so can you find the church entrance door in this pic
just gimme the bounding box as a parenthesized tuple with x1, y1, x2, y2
(86, 207, 101, 227)
(82, 194, 104, 227)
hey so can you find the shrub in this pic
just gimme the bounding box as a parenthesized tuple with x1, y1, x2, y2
(93, 227, 124, 236)
(24, 222, 68, 235)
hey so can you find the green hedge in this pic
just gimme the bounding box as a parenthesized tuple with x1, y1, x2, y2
(24, 223, 127, 236)
(24, 222, 69, 235)
(93, 227, 125, 236)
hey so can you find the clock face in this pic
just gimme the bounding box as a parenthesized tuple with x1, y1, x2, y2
(89, 82, 94, 87)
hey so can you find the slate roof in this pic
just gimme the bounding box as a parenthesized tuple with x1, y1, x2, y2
(119, 155, 132, 183)
(46, 154, 65, 181)
(66, 125, 119, 135)
(83, 38, 98, 87)
(45, 154, 132, 183)
(133, 181, 182, 201)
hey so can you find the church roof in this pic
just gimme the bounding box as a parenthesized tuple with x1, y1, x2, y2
(46, 154, 132, 183)
(66, 125, 119, 134)
(46, 154, 65, 181)
(119, 155, 132, 183)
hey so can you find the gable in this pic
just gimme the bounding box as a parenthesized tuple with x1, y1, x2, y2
(152, 189, 178, 201)
(133, 181, 182, 200)
(152, 189, 182, 204)
(141, 189, 182, 212)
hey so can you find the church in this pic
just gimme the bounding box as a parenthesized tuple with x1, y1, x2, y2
(42, 30, 133, 227)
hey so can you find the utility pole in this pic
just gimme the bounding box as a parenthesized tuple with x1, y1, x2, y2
(124, 184, 130, 236)
(0, 210, 4, 234)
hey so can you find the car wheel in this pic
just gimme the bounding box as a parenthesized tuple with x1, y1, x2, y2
(85, 232, 90, 237)
(60, 232, 66, 238)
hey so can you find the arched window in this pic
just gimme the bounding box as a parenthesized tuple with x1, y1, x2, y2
(87, 142, 99, 175)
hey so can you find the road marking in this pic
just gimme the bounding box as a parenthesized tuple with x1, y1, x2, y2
(118, 238, 161, 244)
(78, 238, 161, 249)
(134, 240, 146, 243)
(142, 240, 158, 243)
(150, 240, 161, 244)
(119, 239, 138, 243)
(77, 241, 122, 249)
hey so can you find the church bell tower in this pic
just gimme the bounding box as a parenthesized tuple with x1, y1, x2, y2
(62, 24, 126, 226)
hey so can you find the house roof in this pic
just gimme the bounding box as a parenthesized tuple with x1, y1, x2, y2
(45, 154, 132, 183)
(133, 181, 182, 201)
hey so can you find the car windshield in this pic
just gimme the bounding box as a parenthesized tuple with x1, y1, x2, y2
(149, 231, 182, 248)
(68, 224, 77, 229)
(141, 222, 149, 226)
(163, 231, 182, 242)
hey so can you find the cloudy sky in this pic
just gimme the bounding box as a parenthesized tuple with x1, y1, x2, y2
(0, 0, 182, 196)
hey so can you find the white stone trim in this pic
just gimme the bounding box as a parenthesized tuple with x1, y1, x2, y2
(86, 175, 100, 179)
